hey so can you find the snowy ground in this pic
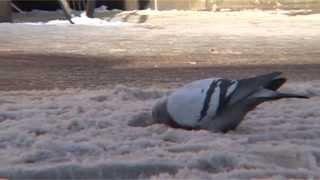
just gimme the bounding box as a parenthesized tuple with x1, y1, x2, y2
(1, 9, 320, 65)
(0, 82, 320, 179)
(0, 9, 320, 179)
(0, 9, 320, 91)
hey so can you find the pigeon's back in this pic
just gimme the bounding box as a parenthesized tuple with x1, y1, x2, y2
(167, 78, 220, 127)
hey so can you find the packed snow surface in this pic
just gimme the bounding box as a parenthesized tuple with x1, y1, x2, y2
(0, 81, 320, 179)
(1, 8, 320, 179)
(2, 9, 319, 66)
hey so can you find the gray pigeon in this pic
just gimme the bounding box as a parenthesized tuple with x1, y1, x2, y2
(152, 72, 308, 133)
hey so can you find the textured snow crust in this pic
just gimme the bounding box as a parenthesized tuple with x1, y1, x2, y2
(0, 81, 320, 179)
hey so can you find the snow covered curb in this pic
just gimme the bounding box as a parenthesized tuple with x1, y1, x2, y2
(22, 12, 131, 26)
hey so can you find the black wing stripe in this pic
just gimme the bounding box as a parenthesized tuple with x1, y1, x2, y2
(198, 80, 218, 122)
(216, 80, 234, 115)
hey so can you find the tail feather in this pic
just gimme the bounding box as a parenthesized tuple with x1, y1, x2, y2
(228, 72, 282, 105)
(275, 92, 309, 99)
(265, 78, 287, 91)
(249, 88, 309, 101)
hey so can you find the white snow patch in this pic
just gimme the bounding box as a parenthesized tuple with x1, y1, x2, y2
(22, 12, 131, 27)
(0, 81, 319, 179)
(95, 5, 109, 13)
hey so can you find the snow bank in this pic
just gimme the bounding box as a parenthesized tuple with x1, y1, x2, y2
(22, 12, 130, 26)
(0, 81, 320, 179)
(49, 13, 130, 26)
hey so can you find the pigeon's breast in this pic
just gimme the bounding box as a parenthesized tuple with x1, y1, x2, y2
(167, 78, 221, 128)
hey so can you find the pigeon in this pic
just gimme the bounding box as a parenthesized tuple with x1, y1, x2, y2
(152, 72, 308, 133)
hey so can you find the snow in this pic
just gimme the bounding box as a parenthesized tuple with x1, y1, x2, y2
(2, 9, 319, 65)
(0, 8, 320, 179)
(0, 81, 320, 179)
(22, 12, 131, 27)
(95, 5, 108, 13)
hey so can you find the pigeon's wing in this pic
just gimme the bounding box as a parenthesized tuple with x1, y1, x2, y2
(167, 78, 220, 128)
(227, 72, 282, 106)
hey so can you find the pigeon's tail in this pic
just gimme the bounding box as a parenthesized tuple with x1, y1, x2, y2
(263, 77, 309, 100)
(272, 92, 309, 100)
(228, 72, 283, 105)
(218, 91, 309, 133)
(249, 88, 309, 101)
(265, 78, 287, 91)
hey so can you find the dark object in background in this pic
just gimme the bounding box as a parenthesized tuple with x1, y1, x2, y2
(12, 0, 127, 11)
(97, 0, 125, 10)
(57, 0, 74, 24)
(12, 0, 61, 11)
(57, 0, 96, 23)
(86, 0, 96, 18)
(0, 0, 12, 22)
(138, 0, 150, 10)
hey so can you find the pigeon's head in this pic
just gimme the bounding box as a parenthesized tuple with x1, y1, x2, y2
(152, 97, 173, 125)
